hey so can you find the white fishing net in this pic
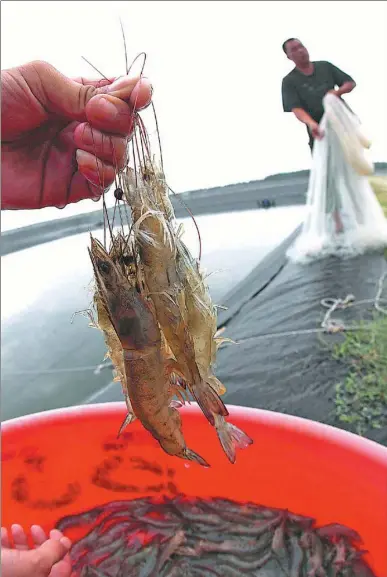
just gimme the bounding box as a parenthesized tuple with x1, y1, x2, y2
(288, 93, 387, 263)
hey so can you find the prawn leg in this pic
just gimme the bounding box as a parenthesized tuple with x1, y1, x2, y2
(117, 405, 137, 438)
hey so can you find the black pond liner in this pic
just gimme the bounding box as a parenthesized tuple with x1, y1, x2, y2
(216, 228, 387, 446)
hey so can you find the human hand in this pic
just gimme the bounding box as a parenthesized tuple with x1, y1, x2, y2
(310, 122, 324, 140)
(1, 524, 72, 577)
(327, 89, 340, 97)
(1, 60, 152, 210)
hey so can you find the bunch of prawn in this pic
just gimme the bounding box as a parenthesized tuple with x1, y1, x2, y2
(85, 44, 253, 467)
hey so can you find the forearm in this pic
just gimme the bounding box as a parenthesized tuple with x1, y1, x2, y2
(336, 81, 356, 97)
(291, 108, 317, 129)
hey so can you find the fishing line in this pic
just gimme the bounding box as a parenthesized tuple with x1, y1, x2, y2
(1, 362, 114, 378)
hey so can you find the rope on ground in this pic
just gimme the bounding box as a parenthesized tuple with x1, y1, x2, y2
(375, 269, 387, 315)
(235, 269, 387, 345)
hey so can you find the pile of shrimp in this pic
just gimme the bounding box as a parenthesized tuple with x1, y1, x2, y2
(56, 496, 375, 577)
(85, 47, 252, 467)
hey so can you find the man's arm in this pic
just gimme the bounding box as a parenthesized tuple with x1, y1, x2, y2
(327, 62, 356, 96)
(335, 81, 356, 97)
(282, 76, 302, 113)
(281, 78, 323, 139)
(291, 108, 324, 139)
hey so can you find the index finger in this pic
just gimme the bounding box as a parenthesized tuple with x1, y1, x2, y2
(73, 77, 115, 88)
(31, 536, 72, 574)
(85, 94, 135, 136)
(74, 75, 152, 110)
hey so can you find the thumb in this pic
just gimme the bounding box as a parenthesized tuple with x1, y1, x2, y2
(18, 60, 149, 122)
(31, 536, 71, 575)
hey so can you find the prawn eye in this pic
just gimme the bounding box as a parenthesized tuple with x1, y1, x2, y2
(122, 254, 134, 266)
(98, 260, 111, 274)
(114, 187, 123, 200)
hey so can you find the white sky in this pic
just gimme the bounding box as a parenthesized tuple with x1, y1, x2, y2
(1, 0, 386, 231)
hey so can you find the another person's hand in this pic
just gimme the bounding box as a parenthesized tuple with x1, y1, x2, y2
(1, 60, 152, 210)
(1, 524, 72, 577)
(310, 121, 324, 140)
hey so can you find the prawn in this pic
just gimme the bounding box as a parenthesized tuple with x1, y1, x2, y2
(122, 162, 252, 463)
(89, 236, 208, 467)
(82, 32, 252, 463)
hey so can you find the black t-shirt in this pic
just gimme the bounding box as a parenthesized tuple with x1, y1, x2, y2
(281, 60, 354, 144)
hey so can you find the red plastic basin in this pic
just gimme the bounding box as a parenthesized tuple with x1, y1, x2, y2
(1, 403, 387, 575)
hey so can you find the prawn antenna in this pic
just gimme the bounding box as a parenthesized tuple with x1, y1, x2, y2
(127, 51, 147, 79)
(167, 185, 203, 262)
(81, 56, 110, 82)
(148, 93, 202, 262)
(151, 101, 164, 172)
(119, 17, 129, 75)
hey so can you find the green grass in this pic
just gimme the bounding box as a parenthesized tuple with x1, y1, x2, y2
(333, 178, 387, 436)
(333, 315, 387, 435)
(370, 175, 387, 217)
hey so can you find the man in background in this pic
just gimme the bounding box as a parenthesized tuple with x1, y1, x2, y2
(281, 38, 356, 152)
(281, 39, 356, 234)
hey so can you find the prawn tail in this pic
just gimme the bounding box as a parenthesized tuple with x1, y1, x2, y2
(184, 447, 210, 468)
(117, 411, 137, 438)
(214, 414, 253, 464)
(169, 400, 184, 409)
(206, 374, 227, 396)
(190, 380, 229, 426)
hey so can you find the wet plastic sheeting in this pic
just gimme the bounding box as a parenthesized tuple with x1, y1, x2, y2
(216, 249, 387, 446)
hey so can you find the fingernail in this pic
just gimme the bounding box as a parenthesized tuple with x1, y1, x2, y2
(11, 524, 22, 531)
(105, 75, 136, 93)
(60, 536, 72, 549)
(95, 97, 118, 120)
(136, 76, 151, 89)
(49, 529, 63, 540)
(132, 77, 153, 110)
(105, 75, 152, 109)
(76, 149, 102, 190)
(76, 149, 94, 168)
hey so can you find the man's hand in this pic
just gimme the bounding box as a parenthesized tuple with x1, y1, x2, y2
(1, 525, 72, 577)
(328, 80, 356, 98)
(309, 121, 324, 140)
(1, 61, 152, 210)
(291, 108, 324, 140)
